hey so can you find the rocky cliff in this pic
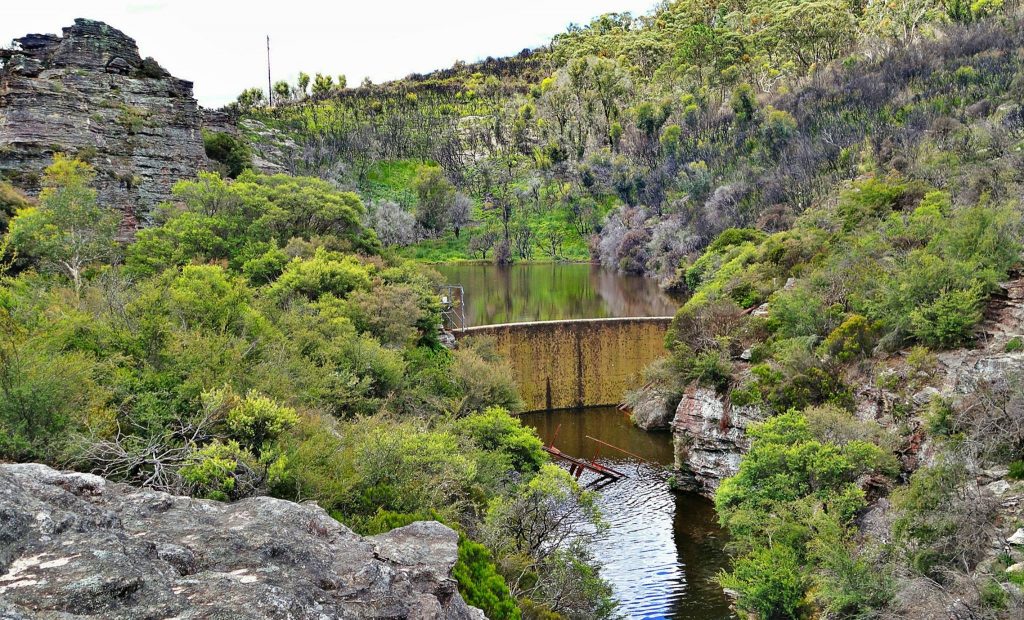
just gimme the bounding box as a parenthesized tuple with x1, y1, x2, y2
(671, 385, 763, 497)
(0, 19, 209, 230)
(0, 463, 481, 619)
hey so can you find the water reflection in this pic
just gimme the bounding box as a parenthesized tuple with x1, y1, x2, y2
(435, 263, 678, 326)
(520, 407, 736, 620)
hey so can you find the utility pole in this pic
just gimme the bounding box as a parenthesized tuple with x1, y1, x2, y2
(266, 35, 272, 106)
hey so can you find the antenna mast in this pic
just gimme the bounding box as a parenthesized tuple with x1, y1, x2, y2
(266, 35, 272, 106)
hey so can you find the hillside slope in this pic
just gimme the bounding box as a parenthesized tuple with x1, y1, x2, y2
(238, 4, 1024, 274)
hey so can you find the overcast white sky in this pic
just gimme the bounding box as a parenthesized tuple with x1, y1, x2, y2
(2, 1, 656, 107)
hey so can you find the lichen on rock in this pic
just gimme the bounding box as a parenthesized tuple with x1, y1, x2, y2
(0, 463, 481, 619)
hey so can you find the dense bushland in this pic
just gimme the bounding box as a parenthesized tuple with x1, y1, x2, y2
(240, 1, 1023, 272)
(0, 157, 615, 619)
(661, 175, 1022, 617)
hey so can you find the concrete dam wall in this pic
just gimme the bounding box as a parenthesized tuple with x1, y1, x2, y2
(456, 317, 673, 412)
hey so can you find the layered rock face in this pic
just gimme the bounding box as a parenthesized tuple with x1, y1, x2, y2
(0, 19, 208, 229)
(671, 385, 763, 498)
(0, 464, 481, 619)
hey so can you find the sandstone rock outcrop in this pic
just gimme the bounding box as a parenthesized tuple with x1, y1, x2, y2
(671, 385, 762, 497)
(0, 463, 481, 619)
(0, 19, 209, 230)
(627, 383, 680, 431)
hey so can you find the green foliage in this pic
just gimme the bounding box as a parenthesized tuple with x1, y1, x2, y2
(202, 130, 253, 178)
(0, 314, 106, 461)
(179, 438, 252, 500)
(0, 156, 616, 614)
(719, 544, 808, 619)
(731, 84, 757, 124)
(454, 537, 522, 620)
(1008, 460, 1024, 480)
(483, 464, 615, 618)
(716, 409, 897, 617)
(686, 350, 733, 392)
(7, 155, 120, 293)
(806, 513, 894, 617)
(821, 314, 880, 362)
(268, 249, 372, 302)
(891, 463, 973, 577)
(1005, 337, 1023, 353)
(414, 164, 456, 234)
(908, 286, 983, 348)
(218, 388, 299, 456)
(0, 181, 32, 234)
(454, 406, 545, 472)
(126, 171, 377, 277)
(837, 178, 908, 231)
(234, 87, 265, 112)
(451, 338, 525, 414)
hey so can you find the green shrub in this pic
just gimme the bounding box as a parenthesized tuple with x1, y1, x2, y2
(979, 579, 1008, 609)
(180, 440, 258, 501)
(1007, 460, 1024, 480)
(891, 463, 986, 578)
(0, 344, 104, 462)
(454, 538, 522, 620)
(838, 178, 906, 231)
(909, 287, 982, 348)
(687, 350, 733, 392)
(220, 388, 299, 456)
(807, 515, 893, 616)
(455, 406, 545, 472)
(925, 398, 955, 437)
(716, 410, 895, 617)
(746, 359, 854, 415)
(451, 339, 524, 414)
(821, 314, 880, 361)
(202, 130, 252, 178)
(768, 287, 843, 340)
(269, 249, 373, 301)
(719, 544, 808, 619)
(707, 227, 766, 253)
(0, 180, 32, 234)
(1005, 337, 1023, 353)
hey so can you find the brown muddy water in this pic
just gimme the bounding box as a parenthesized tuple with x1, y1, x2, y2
(520, 407, 736, 620)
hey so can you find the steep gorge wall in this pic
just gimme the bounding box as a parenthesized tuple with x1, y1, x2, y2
(457, 317, 672, 411)
(0, 19, 209, 229)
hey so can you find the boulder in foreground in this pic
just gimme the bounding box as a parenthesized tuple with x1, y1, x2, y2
(0, 463, 481, 619)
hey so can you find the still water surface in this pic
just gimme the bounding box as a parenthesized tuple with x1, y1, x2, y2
(435, 263, 677, 326)
(520, 408, 737, 620)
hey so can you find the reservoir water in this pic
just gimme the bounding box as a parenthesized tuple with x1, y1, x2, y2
(435, 262, 677, 326)
(520, 408, 736, 620)
(438, 262, 732, 619)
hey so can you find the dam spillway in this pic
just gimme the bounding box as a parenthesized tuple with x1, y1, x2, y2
(455, 316, 673, 412)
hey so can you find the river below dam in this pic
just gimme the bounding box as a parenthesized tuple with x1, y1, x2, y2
(520, 408, 736, 620)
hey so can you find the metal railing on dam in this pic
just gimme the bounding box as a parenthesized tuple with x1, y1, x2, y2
(454, 316, 674, 412)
